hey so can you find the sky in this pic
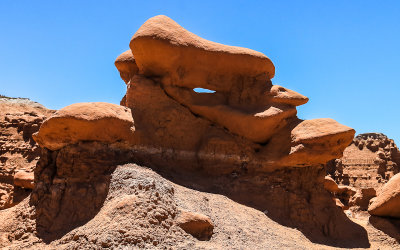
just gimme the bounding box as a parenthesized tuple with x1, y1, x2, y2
(0, 1, 399, 143)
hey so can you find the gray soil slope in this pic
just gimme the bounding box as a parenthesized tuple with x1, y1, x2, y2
(1, 164, 398, 249)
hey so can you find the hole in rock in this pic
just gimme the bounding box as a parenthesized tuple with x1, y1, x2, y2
(193, 88, 216, 93)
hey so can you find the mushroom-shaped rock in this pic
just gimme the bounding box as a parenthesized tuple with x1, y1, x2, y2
(279, 118, 355, 166)
(14, 171, 34, 189)
(115, 50, 139, 84)
(33, 102, 135, 151)
(130, 15, 275, 93)
(368, 173, 400, 218)
(176, 210, 214, 241)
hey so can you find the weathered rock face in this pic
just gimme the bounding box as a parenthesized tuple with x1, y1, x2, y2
(113, 15, 358, 244)
(29, 102, 136, 237)
(325, 133, 400, 211)
(33, 102, 135, 151)
(119, 15, 354, 175)
(368, 173, 400, 218)
(5, 15, 361, 248)
(0, 97, 54, 209)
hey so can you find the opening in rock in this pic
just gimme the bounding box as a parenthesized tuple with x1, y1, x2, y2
(193, 88, 216, 93)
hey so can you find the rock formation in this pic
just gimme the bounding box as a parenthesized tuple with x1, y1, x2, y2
(29, 102, 136, 237)
(368, 173, 400, 218)
(0, 96, 54, 209)
(114, 15, 361, 245)
(325, 133, 400, 211)
(120, 15, 354, 174)
(6, 15, 400, 248)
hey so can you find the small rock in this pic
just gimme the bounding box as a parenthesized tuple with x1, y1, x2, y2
(176, 210, 214, 240)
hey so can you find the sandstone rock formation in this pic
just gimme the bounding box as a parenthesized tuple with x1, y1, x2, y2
(368, 173, 400, 218)
(114, 15, 361, 245)
(5, 15, 393, 249)
(0, 96, 54, 209)
(325, 133, 400, 211)
(33, 102, 135, 151)
(120, 15, 355, 175)
(28, 102, 136, 236)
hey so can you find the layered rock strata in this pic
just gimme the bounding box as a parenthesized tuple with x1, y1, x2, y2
(0, 97, 54, 209)
(325, 133, 400, 211)
(29, 102, 136, 237)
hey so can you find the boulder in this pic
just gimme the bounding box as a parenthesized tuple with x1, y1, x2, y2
(176, 210, 214, 240)
(13, 171, 34, 189)
(368, 173, 400, 218)
(349, 188, 376, 210)
(33, 102, 135, 151)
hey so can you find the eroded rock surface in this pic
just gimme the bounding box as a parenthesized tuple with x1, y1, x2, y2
(325, 133, 400, 211)
(33, 102, 135, 151)
(2, 15, 378, 249)
(368, 173, 400, 218)
(0, 97, 54, 209)
(119, 15, 354, 175)
(113, 15, 359, 244)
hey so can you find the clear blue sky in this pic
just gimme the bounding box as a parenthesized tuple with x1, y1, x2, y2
(0, 1, 399, 143)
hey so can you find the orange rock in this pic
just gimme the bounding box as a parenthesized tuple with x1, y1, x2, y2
(33, 102, 135, 151)
(176, 210, 214, 240)
(368, 173, 400, 218)
(324, 176, 340, 193)
(333, 197, 345, 209)
(13, 171, 34, 189)
(278, 119, 355, 166)
(117, 16, 356, 174)
(114, 50, 138, 84)
(163, 84, 297, 143)
(337, 185, 357, 196)
(270, 85, 309, 106)
(130, 15, 275, 93)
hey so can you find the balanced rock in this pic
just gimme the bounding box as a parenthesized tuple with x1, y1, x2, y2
(33, 102, 135, 151)
(368, 173, 400, 218)
(176, 210, 214, 240)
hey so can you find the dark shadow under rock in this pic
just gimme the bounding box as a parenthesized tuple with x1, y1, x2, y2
(144, 162, 371, 248)
(30, 142, 134, 242)
(369, 216, 400, 243)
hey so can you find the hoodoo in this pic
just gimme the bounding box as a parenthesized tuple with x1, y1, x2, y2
(5, 15, 393, 249)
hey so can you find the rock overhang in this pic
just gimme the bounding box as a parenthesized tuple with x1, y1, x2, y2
(33, 102, 135, 151)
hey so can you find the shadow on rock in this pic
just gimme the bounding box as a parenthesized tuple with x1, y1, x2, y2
(369, 216, 400, 243)
(146, 161, 371, 248)
(29, 142, 134, 243)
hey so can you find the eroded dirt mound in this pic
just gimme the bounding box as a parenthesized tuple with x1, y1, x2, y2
(0, 97, 54, 209)
(1, 164, 399, 249)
